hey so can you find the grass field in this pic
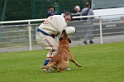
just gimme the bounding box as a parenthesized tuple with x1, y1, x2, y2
(0, 42, 124, 82)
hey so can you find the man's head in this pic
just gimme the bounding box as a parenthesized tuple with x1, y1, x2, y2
(85, 2, 90, 8)
(49, 5, 55, 11)
(63, 11, 73, 23)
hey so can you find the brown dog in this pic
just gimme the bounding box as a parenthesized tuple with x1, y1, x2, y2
(41, 30, 81, 73)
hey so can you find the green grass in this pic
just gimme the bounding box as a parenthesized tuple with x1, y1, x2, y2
(0, 42, 124, 82)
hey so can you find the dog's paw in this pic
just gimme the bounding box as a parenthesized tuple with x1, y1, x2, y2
(77, 64, 82, 67)
(41, 66, 44, 69)
(78, 65, 82, 67)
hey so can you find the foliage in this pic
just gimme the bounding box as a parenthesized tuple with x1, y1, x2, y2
(0, 0, 91, 21)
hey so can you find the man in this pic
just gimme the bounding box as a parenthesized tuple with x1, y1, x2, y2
(36, 11, 75, 70)
(81, 2, 94, 44)
(72, 4, 80, 13)
(47, 5, 57, 17)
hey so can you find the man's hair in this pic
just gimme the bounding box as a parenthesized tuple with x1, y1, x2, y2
(63, 11, 73, 19)
(85, 2, 90, 7)
(49, 5, 55, 9)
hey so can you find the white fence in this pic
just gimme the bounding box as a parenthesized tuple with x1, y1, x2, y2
(0, 14, 124, 52)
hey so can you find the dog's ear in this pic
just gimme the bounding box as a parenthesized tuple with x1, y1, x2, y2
(68, 38, 71, 43)
(59, 37, 62, 41)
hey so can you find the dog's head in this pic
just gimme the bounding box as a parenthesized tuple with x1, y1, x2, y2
(59, 30, 71, 43)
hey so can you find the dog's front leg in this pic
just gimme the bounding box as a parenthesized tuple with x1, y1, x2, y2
(69, 58, 82, 67)
(68, 53, 81, 67)
(58, 68, 64, 72)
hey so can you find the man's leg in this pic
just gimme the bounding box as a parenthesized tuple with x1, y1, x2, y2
(83, 31, 88, 44)
(88, 25, 94, 44)
(41, 37, 58, 71)
(43, 51, 57, 66)
(42, 38, 58, 72)
(83, 22, 89, 45)
(36, 32, 58, 69)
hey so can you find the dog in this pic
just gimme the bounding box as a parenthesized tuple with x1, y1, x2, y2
(41, 30, 81, 73)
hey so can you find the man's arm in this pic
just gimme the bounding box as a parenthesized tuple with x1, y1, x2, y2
(64, 26, 76, 34)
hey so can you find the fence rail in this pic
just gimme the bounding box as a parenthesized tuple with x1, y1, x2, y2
(0, 14, 124, 52)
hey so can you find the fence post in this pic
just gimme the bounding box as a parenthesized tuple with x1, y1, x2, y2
(28, 21, 32, 51)
(1, 0, 7, 21)
(99, 16, 103, 44)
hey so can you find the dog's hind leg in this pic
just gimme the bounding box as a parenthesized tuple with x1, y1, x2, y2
(58, 68, 64, 72)
(44, 68, 48, 74)
(42, 61, 56, 68)
(57, 61, 68, 72)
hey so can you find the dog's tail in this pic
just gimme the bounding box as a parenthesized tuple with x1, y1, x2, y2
(41, 61, 56, 69)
